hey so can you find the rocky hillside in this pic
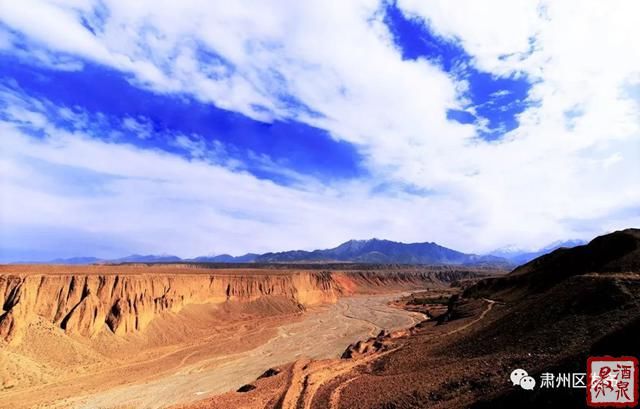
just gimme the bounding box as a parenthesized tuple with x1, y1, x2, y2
(466, 228, 640, 299)
(456, 228, 640, 407)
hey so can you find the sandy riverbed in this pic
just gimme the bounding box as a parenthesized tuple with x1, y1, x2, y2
(1, 293, 423, 409)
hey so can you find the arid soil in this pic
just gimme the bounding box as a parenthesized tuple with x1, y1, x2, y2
(177, 229, 640, 409)
(68, 294, 424, 409)
(181, 276, 640, 409)
(0, 264, 490, 409)
(173, 289, 487, 409)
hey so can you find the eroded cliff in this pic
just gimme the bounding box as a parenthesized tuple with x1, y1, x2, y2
(0, 265, 487, 344)
(0, 272, 339, 344)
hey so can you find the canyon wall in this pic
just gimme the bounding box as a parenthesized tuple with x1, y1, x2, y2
(0, 266, 483, 344)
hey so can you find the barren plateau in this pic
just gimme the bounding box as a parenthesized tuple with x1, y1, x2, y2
(6, 228, 635, 409)
(0, 264, 488, 408)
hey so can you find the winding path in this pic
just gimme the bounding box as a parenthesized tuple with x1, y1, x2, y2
(324, 298, 497, 409)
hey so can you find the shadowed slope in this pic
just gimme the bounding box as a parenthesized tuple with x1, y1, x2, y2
(182, 229, 640, 409)
(466, 228, 640, 298)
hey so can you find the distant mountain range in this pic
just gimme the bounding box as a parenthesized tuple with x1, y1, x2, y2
(17, 238, 585, 267)
(190, 253, 260, 263)
(488, 239, 585, 265)
(254, 239, 505, 265)
(48, 254, 182, 264)
(44, 253, 261, 265)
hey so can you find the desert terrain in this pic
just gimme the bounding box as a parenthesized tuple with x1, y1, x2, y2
(176, 229, 640, 409)
(0, 264, 492, 408)
(2, 229, 638, 409)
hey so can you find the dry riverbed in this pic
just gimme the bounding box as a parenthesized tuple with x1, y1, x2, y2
(1, 293, 424, 409)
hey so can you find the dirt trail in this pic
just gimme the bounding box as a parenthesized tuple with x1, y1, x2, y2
(323, 298, 497, 409)
(441, 298, 496, 336)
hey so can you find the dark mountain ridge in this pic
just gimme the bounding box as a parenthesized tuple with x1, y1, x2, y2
(466, 228, 640, 298)
(254, 238, 507, 265)
(10, 238, 510, 266)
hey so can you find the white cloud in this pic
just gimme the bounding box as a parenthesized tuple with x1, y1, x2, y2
(0, 97, 478, 258)
(0, 0, 639, 256)
(398, 0, 543, 75)
(121, 117, 153, 140)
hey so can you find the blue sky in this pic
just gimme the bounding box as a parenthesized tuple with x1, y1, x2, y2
(1, 0, 639, 261)
(1, 56, 364, 184)
(383, 2, 532, 139)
